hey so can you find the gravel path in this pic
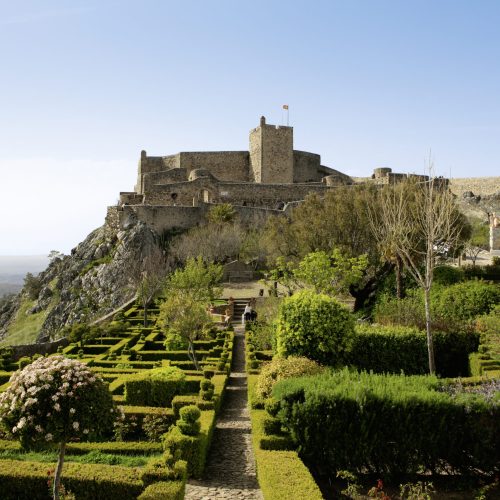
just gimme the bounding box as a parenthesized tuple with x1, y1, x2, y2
(184, 326, 263, 500)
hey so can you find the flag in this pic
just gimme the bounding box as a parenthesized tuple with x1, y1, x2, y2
(282, 104, 289, 110)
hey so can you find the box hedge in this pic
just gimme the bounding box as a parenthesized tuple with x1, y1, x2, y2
(273, 369, 500, 475)
(347, 324, 479, 377)
(137, 480, 185, 500)
(161, 410, 216, 478)
(124, 366, 186, 406)
(0, 460, 143, 499)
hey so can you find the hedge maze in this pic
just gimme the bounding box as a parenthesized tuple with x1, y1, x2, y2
(0, 300, 234, 499)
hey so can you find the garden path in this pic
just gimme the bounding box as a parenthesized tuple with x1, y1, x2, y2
(184, 325, 263, 500)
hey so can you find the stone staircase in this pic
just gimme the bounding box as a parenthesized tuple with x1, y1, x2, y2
(232, 299, 251, 326)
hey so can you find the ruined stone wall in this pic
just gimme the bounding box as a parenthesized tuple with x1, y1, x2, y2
(140, 169, 189, 192)
(146, 178, 219, 206)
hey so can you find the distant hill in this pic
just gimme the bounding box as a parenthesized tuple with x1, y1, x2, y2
(0, 255, 49, 285)
(0, 283, 22, 297)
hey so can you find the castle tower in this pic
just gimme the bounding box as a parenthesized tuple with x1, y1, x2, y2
(249, 116, 294, 183)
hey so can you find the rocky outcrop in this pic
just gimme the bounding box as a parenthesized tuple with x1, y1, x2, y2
(0, 220, 161, 343)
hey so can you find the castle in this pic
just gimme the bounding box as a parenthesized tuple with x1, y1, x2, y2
(106, 116, 354, 234)
(105, 116, 500, 254)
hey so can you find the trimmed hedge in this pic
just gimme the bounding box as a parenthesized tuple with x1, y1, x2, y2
(162, 410, 216, 478)
(273, 369, 500, 475)
(254, 450, 323, 500)
(138, 480, 185, 500)
(348, 325, 479, 377)
(0, 371, 12, 385)
(0, 460, 143, 499)
(124, 366, 186, 406)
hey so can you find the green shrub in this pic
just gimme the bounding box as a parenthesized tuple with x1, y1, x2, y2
(176, 405, 201, 436)
(255, 356, 324, 400)
(348, 324, 479, 377)
(275, 290, 354, 365)
(124, 366, 186, 407)
(254, 450, 323, 500)
(433, 265, 465, 285)
(0, 460, 143, 499)
(162, 410, 216, 477)
(17, 356, 31, 369)
(138, 480, 185, 500)
(432, 281, 500, 322)
(273, 369, 500, 475)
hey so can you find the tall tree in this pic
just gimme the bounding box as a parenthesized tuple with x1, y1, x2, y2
(368, 174, 466, 374)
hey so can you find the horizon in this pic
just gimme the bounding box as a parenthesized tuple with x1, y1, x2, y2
(1, 1, 499, 254)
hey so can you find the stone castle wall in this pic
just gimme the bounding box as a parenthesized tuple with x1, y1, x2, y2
(449, 177, 500, 197)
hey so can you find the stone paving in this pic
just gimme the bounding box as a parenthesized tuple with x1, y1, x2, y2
(185, 326, 263, 500)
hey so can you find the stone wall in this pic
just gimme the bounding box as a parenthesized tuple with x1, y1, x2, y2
(178, 151, 249, 182)
(293, 150, 321, 182)
(118, 205, 205, 234)
(10, 337, 69, 361)
(449, 177, 500, 197)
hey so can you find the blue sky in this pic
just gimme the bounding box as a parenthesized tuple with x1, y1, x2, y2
(1, 0, 499, 254)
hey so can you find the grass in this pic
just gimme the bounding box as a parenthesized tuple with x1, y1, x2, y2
(0, 449, 156, 467)
(0, 280, 59, 347)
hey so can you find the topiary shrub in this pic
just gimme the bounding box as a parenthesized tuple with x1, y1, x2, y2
(255, 356, 324, 401)
(275, 290, 354, 365)
(124, 367, 186, 407)
(202, 366, 215, 379)
(199, 379, 214, 401)
(17, 356, 31, 370)
(176, 406, 201, 437)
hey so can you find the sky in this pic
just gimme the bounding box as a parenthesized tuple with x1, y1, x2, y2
(1, 0, 499, 255)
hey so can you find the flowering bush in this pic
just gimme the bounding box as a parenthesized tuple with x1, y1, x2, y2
(0, 355, 117, 499)
(0, 355, 117, 449)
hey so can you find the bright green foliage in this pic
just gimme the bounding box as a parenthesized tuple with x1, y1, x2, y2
(294, 249, 368, 295)
(273, 369, 500, 475)
(124, 366, 186, 407)
(138, 480, 185, 500)
(255, 356, 324, 400)
(432, 281, 500, 322)
(254, 450, 324, 500)
(275, 289, 355, 365)
(348, 324, 479, 377)
(166, 257, 223, 304)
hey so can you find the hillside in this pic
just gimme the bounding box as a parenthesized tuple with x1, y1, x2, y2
(0, 220, 160, 345)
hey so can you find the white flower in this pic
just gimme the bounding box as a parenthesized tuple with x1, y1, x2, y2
(83, 429, 89, 434)
(45, 433, 53, 441)
(69, 408, 76, 414)
(72, 421, 79, 431)
(54, 403, 61, 412)
(35, 425, 43, 433)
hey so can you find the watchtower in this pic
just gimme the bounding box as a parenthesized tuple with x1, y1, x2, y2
(249, 116, 294, 183)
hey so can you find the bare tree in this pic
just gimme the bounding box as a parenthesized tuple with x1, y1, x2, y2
(368, 170, 464, 374)
(135, 246, 170, 327)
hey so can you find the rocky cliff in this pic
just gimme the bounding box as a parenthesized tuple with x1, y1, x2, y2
(0, 219, 160, 343)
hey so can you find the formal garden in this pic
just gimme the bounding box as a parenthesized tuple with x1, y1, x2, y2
(0, 183, 499, 499)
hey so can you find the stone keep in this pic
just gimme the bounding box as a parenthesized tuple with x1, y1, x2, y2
(249, 116, 294, 184)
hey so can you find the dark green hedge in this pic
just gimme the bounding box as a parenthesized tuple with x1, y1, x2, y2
(273, 369, 499, 475)
(347, 325, 479, 377)
(0, 460, 143, 499)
